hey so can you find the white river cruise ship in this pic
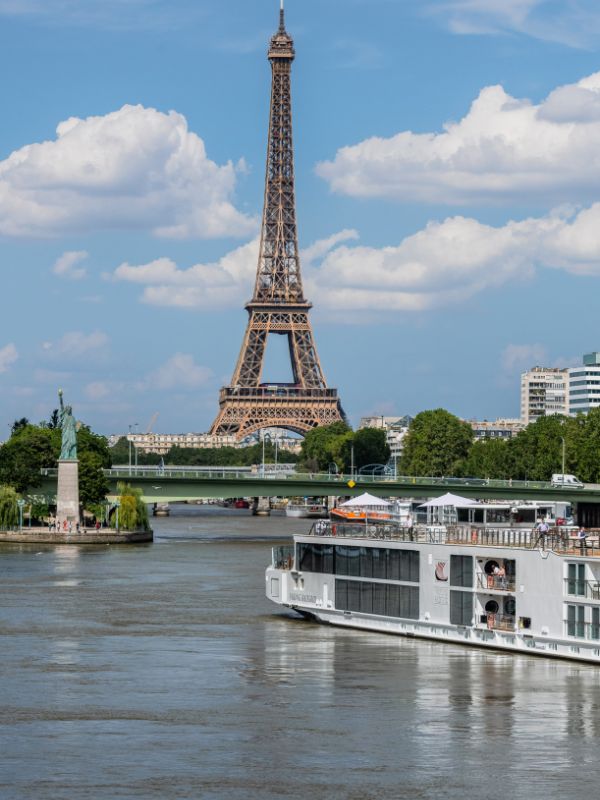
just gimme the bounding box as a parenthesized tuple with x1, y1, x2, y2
(266, 520, 600, 663)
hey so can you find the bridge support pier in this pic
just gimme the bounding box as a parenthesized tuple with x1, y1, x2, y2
(253, 497, 271, 517)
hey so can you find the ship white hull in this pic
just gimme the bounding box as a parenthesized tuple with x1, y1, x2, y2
(289, 602, 600, 663)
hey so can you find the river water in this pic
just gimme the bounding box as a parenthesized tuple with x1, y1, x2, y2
(1, 505, 600, 799)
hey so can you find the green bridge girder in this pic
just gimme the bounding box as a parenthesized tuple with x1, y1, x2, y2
(37, 468, 600, 505)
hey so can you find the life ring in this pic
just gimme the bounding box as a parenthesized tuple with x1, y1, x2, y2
(487, 613, 495, 630)
(332, 524, 337, 536)
(471, 529, 478, 543)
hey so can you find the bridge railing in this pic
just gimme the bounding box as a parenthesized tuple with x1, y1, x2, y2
(39, 467, 589, 494)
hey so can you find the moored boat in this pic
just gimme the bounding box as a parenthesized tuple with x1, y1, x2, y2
(286, 498, 328, 519)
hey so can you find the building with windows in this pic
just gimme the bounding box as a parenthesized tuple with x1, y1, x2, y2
(467, 418, 524, 440)
(568, 353, 600, 415)
(520, 367, 569, 425)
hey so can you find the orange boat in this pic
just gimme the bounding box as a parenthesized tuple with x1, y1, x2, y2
(330, 493, 393, 523)
(330, 507, 392, 522)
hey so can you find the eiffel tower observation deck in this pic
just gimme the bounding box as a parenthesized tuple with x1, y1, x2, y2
(211, 2, 345, 440)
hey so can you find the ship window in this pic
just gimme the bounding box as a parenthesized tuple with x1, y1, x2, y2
(334, 579, 419, 620)
(567, 605, 585, 638)
(592, 608, 600, 640)
(359, 547, 373, 578)
(371, 548, 387, 579)
(332, 546, 419, 582)
(567, 564, 586, 596)
(450, 590, 473, 626)
(297, 543, 333, 574)
(451, 555, 473, 588)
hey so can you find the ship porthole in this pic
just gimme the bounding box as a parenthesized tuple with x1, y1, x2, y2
(484, 560, 500, 575)
(485, 600, 499, 614)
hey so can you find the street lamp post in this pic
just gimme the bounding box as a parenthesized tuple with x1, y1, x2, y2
(17, 499, 25, 531)
(134, 422, 139, 470)
(114, 499, 121, 532)
(128, 424, 132, 476)
(561, 436, 566, 477)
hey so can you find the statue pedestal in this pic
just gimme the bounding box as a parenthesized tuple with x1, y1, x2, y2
(57, 459, 80, 523)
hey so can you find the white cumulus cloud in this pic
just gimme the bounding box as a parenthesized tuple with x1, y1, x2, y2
(0, 104, 255, 239)
(52, 250, 88, 280)
(0, 343, 18, 373)
(110, 204, 600, 314)
(427, 0, 600, 48)
(42, 330, 109, 358)
(308, 203, 600, 312)
(317, 72, 600, 206)
(112, 230, 360, 309)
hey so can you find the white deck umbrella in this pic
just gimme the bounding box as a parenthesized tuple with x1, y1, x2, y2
(340, 493, 392, 508)
(419, 493, 479, 508)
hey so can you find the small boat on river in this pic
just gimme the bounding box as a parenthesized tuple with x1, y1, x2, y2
(286, 498, 328, 519)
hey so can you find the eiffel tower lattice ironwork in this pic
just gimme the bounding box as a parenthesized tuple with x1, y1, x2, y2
(211, 3, 345, 440)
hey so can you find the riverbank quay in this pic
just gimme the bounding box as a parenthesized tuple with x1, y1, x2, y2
(0, 527, 153, 544)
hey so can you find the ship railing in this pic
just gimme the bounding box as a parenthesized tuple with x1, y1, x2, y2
(477, 574, 516, 593)
(272, 545, 295, 570)
(447, 526, 534, 548)
(483, 613, 516, 632)
(564, 578, 600, 600)
(309, 520, 429, 542)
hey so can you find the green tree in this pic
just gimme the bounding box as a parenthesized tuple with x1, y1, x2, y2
(79, 452, 110, 509)
(461, 438, 512, 479)
(0, 425, 56, 492)
(353, 428, 391, 471)
(11, 417, 29, 436)
(562, 409, 600, 483)
(300, 422, 351, 472)
(508, 414, 568, 481)
(400, 409, 473, 477)
(0, 485, 19, 529)
(113, 482, 150, 531)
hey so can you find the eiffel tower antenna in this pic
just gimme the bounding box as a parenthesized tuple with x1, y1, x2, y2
(210, 3, 345, 440)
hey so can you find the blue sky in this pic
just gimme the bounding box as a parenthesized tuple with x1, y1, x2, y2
(2, 0, 600, 437)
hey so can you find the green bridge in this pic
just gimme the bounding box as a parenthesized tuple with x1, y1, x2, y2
(38, 467, 600, 505)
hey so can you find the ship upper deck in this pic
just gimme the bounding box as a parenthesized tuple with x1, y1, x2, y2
(301, 520, 600, 558)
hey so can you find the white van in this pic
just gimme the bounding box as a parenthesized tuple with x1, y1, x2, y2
(551, 473, 584, 489)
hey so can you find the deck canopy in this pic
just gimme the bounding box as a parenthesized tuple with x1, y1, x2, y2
(419, 493, 480, 508)
(340, 493, 392, 509)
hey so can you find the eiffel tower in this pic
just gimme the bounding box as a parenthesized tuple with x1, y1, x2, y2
(211, 2, 345, 440)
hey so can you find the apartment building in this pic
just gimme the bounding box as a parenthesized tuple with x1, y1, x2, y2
(520, 367, 569, 425)
(568, 353, 600, 415)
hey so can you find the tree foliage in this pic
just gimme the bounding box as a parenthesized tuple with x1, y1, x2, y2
(400, 410, 474, 477)
(299, 423, 390, 473)
(0, 425, 57, 492)
(113, 482, 150, 531)
(109, 437, 300, 468)
(0, 485, 19, 529)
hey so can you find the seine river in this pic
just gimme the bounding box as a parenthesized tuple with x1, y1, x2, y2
(2, 505, 600, 799)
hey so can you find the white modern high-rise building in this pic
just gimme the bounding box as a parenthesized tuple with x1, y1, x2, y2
(568, 353, 600, 415)
(520, 367, 569, 425)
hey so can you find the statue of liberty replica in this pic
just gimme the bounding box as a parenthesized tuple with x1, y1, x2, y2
(56, 389, 80, 524)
